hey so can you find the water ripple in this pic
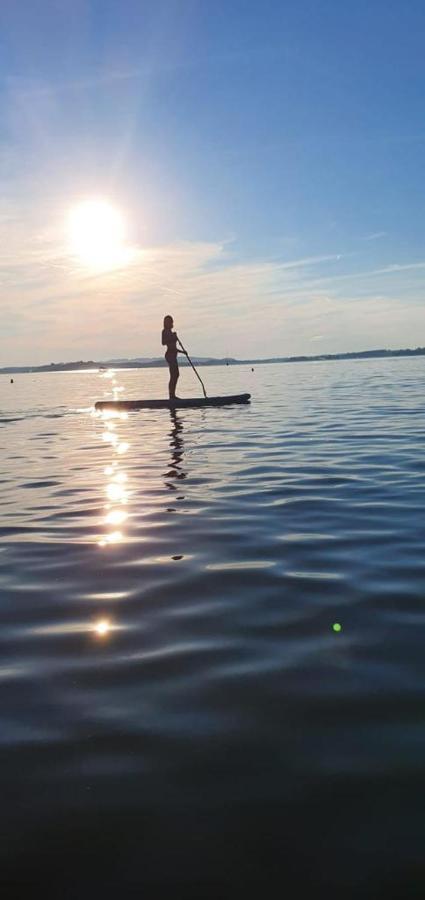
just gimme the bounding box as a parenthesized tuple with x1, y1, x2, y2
(2, 360, 425, 893)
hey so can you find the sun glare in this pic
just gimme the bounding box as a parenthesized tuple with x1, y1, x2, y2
(68, 198, 133, 271)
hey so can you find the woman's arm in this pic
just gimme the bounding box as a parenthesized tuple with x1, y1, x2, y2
(175, 335, 187, 354)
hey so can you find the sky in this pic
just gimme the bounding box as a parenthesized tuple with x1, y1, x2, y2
(1, 0, 425, 365)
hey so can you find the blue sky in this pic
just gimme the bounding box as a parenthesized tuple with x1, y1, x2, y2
(1, 0, 425, 364)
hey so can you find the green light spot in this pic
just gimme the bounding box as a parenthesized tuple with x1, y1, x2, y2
(333, 623, 342, 633)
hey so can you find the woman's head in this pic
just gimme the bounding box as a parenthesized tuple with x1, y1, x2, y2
(163, 315, 173, 329)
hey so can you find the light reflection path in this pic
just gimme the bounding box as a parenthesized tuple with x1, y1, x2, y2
(90, 378, 192, 637)
(91, 369, 131, 548)
(98, 398, 130, 547)
(91, 370, 132, 636)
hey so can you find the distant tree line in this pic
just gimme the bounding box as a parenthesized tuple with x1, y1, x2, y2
(1, 347, 425, 374)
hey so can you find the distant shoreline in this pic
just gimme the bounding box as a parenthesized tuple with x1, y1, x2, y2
(1, 347, 425, 375)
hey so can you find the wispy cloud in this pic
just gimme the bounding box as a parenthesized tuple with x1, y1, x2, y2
(372, 262, 425, 274)
(275, 253, 344, 271)
(4, 69, 146, 100)
(363, 231, 387, 241)
(301, 259, 425, 290)
(1, 210, 425, 365)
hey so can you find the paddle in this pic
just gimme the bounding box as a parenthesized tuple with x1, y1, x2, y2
(177, 336, 207, 398)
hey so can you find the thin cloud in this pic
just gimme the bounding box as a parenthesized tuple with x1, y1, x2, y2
(4, 69, 145, 99)
(301, 260, 425, 289)
(276, 253, 343, 271)
(363, 232, 387, 241)
(2, 220, 425, 365)
(372, 262, 425, 274)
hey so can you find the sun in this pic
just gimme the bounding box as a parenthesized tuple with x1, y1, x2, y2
(67, 198, 132, 271)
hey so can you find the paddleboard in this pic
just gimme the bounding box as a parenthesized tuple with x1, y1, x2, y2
(95, 393, 251, 411)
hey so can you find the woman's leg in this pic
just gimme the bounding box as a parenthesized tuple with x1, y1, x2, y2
(169, 360, 179, 399)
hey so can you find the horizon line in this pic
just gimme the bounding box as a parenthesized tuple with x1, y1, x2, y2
(2, 345, 425, 374)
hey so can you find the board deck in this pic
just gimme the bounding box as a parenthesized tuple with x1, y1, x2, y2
(95, 393, 251, 411)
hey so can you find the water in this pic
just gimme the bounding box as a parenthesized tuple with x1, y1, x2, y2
(1, 359, 425, 897)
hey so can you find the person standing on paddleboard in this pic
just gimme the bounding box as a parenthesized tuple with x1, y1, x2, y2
(162, 315, 186, 400)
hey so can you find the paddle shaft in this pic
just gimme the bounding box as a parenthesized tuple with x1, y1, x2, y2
(177, 337, 207, 398)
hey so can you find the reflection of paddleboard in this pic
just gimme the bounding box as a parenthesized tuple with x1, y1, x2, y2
(95, 393, 251, 411)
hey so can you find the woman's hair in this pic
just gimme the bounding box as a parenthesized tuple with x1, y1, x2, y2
(163, 315, 173, 329)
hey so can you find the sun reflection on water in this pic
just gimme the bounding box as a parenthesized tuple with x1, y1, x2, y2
(105, 509, 127, 526)
(94, 619, 111, 637)
(106, 481, 127, 502)
(96, 370, 131, 548)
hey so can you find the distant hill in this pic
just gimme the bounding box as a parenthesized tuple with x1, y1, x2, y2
(0, 357, 236, 374)
(1, 347, 425, 375)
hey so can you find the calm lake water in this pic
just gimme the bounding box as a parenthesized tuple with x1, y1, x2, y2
(1, 359, 425, 897)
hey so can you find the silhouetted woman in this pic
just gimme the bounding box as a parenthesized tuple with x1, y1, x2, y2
(162, 315, 186, 400)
